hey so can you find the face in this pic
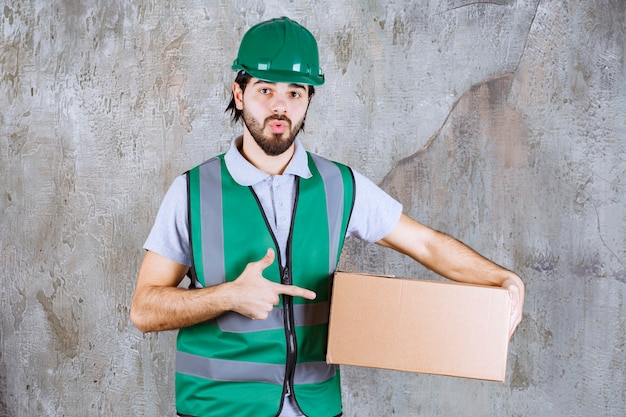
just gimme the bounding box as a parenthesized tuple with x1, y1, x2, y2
(234, 78, 310, 156)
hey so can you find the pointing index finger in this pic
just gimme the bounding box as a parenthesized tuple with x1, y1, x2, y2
(276, 283, 316, 300)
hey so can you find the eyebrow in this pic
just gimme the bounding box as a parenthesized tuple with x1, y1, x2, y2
(253, 80, 307, 90)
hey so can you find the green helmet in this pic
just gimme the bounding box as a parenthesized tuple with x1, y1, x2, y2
(232, 16, 325, 86)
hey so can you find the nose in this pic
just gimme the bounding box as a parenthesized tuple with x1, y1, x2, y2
(270, 95, 287, 116)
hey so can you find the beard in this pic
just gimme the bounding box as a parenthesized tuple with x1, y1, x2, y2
(242, 108, 306, 156)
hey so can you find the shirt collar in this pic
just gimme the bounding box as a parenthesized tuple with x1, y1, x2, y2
(224, 136, 313, 186)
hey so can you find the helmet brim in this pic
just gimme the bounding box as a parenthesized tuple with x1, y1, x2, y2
(232, 64, 325, 86)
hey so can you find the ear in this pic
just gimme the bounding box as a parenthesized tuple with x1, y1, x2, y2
(233, 81, 244, 110)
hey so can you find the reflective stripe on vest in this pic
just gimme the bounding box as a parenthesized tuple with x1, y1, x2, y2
(176, 351, 337, 385)
(215, 301, 330, 333)
(177, 153, 354, 417)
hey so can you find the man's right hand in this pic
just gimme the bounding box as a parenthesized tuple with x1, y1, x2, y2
(228, 248, 317, 320)
(130, 248, 316, 333)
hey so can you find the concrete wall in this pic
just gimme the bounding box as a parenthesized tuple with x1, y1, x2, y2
(1, 1, 624, 416)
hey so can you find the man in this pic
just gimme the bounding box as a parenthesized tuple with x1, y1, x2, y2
(131, 16, 524, 417)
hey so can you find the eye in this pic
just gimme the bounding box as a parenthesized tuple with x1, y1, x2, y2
(259, 88, 271, 95)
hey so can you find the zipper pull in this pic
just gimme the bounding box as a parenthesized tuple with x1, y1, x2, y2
(282, 267, 290, 284)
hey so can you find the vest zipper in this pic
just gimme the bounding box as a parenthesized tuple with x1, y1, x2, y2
(249, 182, 301, 414)
(282, 180, 300, 408)
(282, 265, 297, 399)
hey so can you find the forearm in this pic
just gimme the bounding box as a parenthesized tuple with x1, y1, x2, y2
(380, 213, 519, 286)
(130, 250, 237, 333)
(421, 229, 518, 286)
(130, 284, 233, 333)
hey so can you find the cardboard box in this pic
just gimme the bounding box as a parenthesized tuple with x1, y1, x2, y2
(326, 272, 511, 382)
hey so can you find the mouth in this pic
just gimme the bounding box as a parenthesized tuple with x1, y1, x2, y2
(267, 117, 290, 134)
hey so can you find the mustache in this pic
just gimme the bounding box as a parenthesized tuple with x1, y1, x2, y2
(265, 114, 291, 124)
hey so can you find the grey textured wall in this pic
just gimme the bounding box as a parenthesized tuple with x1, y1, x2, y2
(1, 1, 624, 416)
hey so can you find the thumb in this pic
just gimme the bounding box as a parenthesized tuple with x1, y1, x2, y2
(257, 248, 275, 270)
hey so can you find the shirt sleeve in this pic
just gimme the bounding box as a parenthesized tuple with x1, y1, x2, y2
(347, 169, 403, 243)
(143, 174, 192, 266)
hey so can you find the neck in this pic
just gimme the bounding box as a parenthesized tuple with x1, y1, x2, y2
(240, 133, 296, 176)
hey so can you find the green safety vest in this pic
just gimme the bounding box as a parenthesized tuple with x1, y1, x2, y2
(176, 153, 355, 417)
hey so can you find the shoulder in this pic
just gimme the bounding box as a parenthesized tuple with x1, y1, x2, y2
(187, 155, 223, 174)
(307, 152, 354, 181)
(307, 152, 349, 168)
(165, 174, 188, 197)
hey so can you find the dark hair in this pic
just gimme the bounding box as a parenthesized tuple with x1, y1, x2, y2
(225, 71, 252, 123)
(225, 71, 315, 124)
